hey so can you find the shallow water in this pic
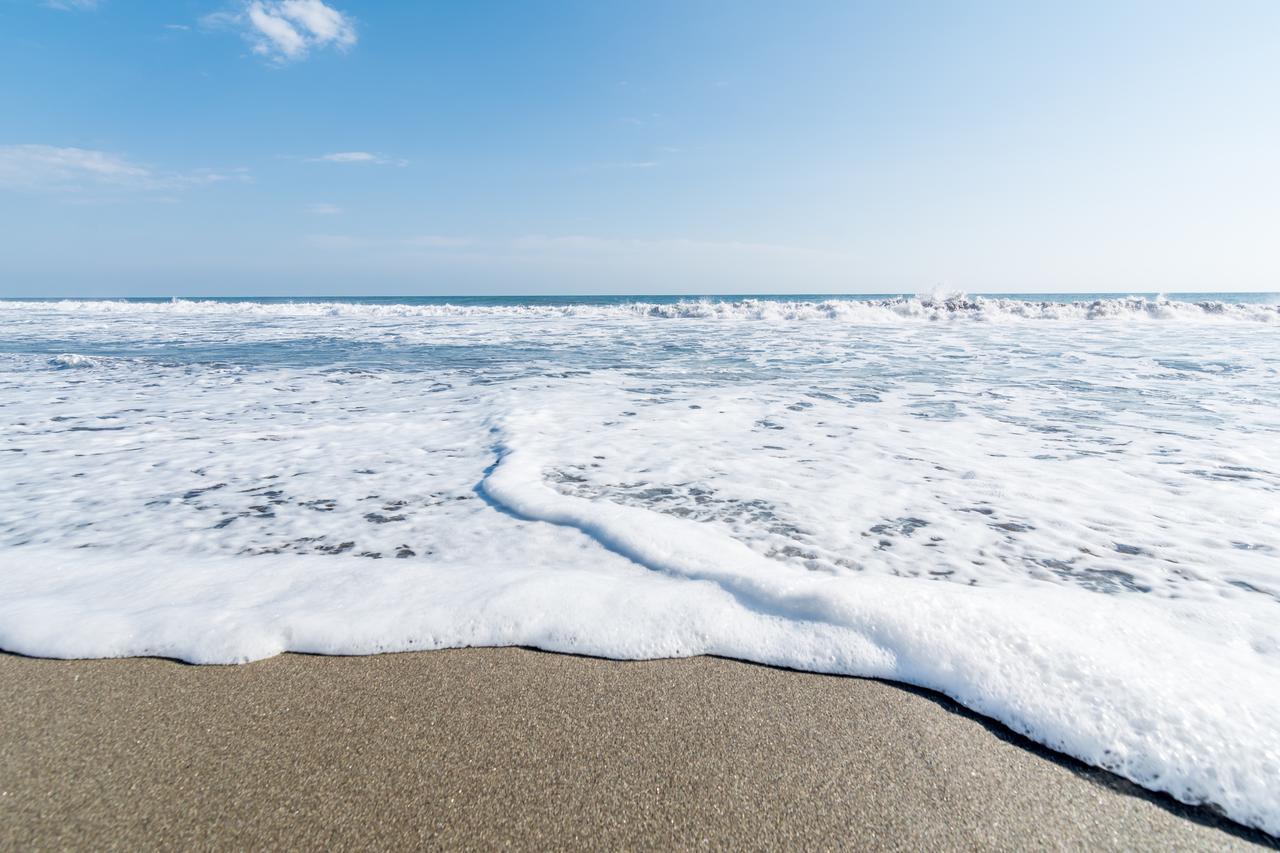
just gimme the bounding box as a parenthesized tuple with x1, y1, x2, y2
(1, 294, 1278, 834)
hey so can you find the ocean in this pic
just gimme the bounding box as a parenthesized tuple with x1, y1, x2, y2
(1, 293, 1277, 834)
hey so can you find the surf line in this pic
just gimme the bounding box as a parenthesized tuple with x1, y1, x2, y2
(472, 420, 1280, 835)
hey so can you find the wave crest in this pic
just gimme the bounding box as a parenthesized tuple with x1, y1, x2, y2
(47, 353, 99, 369)
(2, 294, 1277, 323)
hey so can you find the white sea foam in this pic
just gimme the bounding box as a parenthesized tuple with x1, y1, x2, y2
(1, 293, 1277, 323)
(47, 352, 99, 368)
(0, 299, 1278, 834)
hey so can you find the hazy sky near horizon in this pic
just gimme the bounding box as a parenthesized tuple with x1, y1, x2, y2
(1, 0, 1278, 296)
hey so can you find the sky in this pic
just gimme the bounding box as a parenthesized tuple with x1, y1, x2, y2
(1, 0, 1278, 296)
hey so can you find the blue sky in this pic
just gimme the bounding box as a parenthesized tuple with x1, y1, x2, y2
(1, 0, 1278, 296)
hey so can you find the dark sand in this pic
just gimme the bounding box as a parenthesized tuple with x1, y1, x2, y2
(0, 648, 1272, 851)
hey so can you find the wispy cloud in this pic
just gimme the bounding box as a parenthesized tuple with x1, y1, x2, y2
(508, 235, 844, 261)
(296, 232, 850, 287)
(618, 113, 663, 127)
(202, 0, 356, 63)
(405, 235, 472, 248)
(306, 151, 408, 166)
(304, 234, 369, 249)
(43, 0, 99, 10)
(0, 145, 248, 194)
(578, 160, 661, 173)
(303, 232, 839, 263)
(306, 202, 342, 215)
(164, 23, 191, 31)
(306, 234, 472, 250)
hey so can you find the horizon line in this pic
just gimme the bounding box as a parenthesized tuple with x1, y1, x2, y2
(2, 290, 1278, 301)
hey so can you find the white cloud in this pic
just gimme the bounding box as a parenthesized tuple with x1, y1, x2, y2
(306, 151, 407, 166)
(0, 145, 147, 188)
(0, 145, 248, 194)
(312, 151, 374, 162)
(198, 10, 239, 30)
(247, 2, 307, 58)
(273, 0, 352, 45)
(164, 23, 191, 31)
(306, 202, 342, 215)
(206, 1, 356, 63)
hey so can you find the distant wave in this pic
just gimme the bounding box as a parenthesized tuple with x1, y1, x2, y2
(2, 294, 1278, 322)
(628, 295, 1280, 322)
(47, 353, 99, 369)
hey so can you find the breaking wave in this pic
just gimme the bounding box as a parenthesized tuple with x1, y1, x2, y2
(47, 353, 99, 369)
(1, 294, 1278, 322)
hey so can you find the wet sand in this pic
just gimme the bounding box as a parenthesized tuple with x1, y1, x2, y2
(0, 648, 1272, 850)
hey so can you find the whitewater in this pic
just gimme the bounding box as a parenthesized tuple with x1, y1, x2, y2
(1, 294, 1278, 835)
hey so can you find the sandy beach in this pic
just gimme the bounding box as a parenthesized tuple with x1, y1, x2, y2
(0, 648, 1270, 850)
(6, 0, 1280, 846)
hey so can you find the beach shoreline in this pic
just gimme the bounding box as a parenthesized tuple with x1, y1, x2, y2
(1, 647, 1271, 850)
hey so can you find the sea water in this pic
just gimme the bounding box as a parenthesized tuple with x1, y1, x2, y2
(1, 293, 1278, 834)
